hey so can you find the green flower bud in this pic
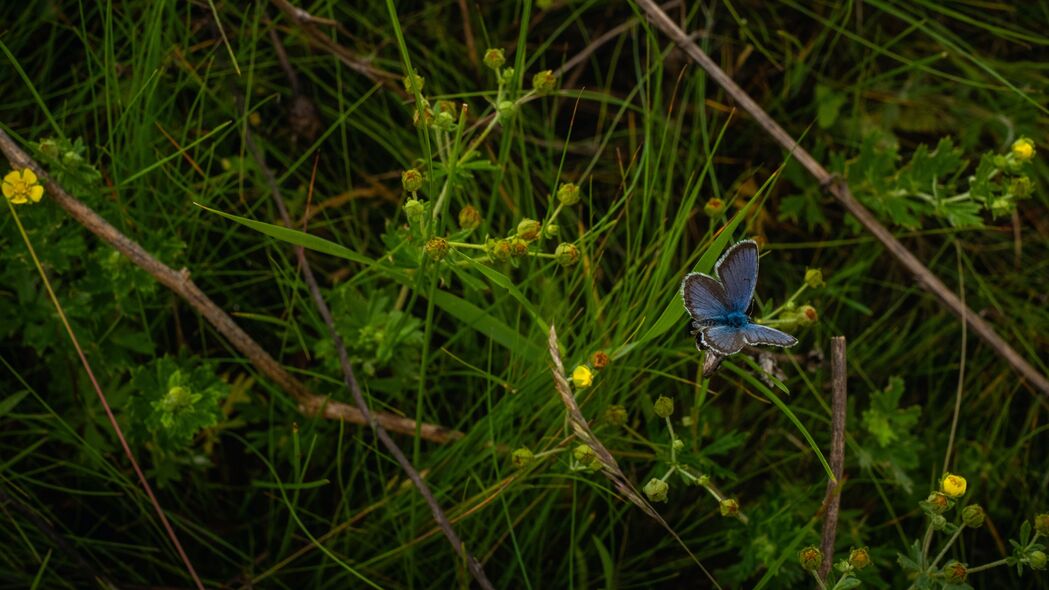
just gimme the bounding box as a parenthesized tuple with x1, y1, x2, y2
(458, 205, 482, 230)
(672, 439, 684, 452)
(485, 238, 511, 262)
(654, 395, 674, 418)
(962, 504, 985, 528)
(572, 444, 600, 471)
(1029, 550, 1047, 570)
(804, 268, 825, 289)
(942, 561, 967, 584)
(543, 223, 559, 238)
(930, 514, 947, 531)
(532, 69, 557, 94)
(483, 48, 505, 70)
(1034, 513, 1049, 536)
(402, 72, 425, 94)
(433, 110, 456, 132)
(719, 498, 740, 518)
(797, 305, 818, 326)
(798, 546, 823, 572)
(703, 198, 725, 217)
(848, 547, 872, 570)
(424, 237, 450, 261)
(497, 100, 517, 122)
(403, 198, 426, 223)
(402, 168, 424, 193)
(1010, 175, 1033, 198)
(516, 218, 542, 241)
(925, 492, 950, 514)
(499, 67, 516, 86)
(511, 447, 534, 468)
(643, 478, 669, 503)
(557, 182, 581, 206)
(554, 243, 580, 267)
(990, 197, 1013, 218)
(603, 404, 627, 426)
(509, 237, 529, 257)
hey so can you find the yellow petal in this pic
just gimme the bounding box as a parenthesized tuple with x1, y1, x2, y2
(10, 194, 27, 205)
(1, 182, 13, 198)
(21, 168, 37, 184)
(30, 185, 44, 202)
(3, 171, 20, 184)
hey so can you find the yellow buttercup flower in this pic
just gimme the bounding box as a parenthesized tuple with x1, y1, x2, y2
(2, 168, 45, 205)
(1012, 137, 1035, 162)
(940, 473, 967, 498)
(571, 365, 593, 388)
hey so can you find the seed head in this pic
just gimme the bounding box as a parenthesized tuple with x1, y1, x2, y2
(798, 546, 823, 572)
(401, 168, 424, 192)
(703, 198, 725, 217)
(483, 48, 505, 70)
(848, 547, 872, 570)
(654, 395, 674, 418)
(557, 182, 581, 206)
(643, 478, 669, 502)
(591, 351, 609, 370)
(458, 205, 482, 230)
(424, 237, 450, 261)
(532, 69, 557, 94)
(942, 561, 967, 584)
(719, 498, 740, 518)
(555, 243, 580, 267)
(511, 447, 534, 468)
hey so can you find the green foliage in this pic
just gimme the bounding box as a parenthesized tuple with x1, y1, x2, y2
(858, 377, 922, 492)
(128, 356, 225, 453)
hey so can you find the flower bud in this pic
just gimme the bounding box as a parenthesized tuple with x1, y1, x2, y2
(654, 395, 674, 418)
(486, 238, 511, 262)
(942, 561, 967, 584)
(797, 305, 819, 326)
(516, 218, 542, 241)
(643, 478, 669, 502)
(403, 198, 426, 222)
(703, 198, 725, 217)
(555, 243, 580, 267)
(848, 547, 871, 570)
(412, 104, 434, 128)
(509, 237, 529, 257)
(499, 67, 516, 86)
(719, 498, 740, 518)
(458, 205, 481, 230)
(511, 447, 534, 468)
(672, 439, 684, 452)
(532, 69, 557, 94)
(557, 182, 581, 206)
(543, 223, 559, 238)
(591, 351, 609, 370)
(571, 365, 593, 388)
(1029, 550, 1047, 570)
(402, 72, 425, 94)
(930, 514, 947, 531)
(1011, 137, 1035, 162)
(961, 504, 985, 528)
(572, 444, 600, 471)
(940, 473, 967, 498)
(798, 546, 823, 572)
(433, 110, 456, 131)
(925, 492, 950, 514)
(497, 100, 517, 122)
(1034, 513, 1049, 536)
(1010, 175, 1033, 198)
(804, 268, 825, 289)
(424, 237, 450, 261)
(483, 48, 505, 70)
(402, 168, 424, 192)
(603, 404, 627, 426)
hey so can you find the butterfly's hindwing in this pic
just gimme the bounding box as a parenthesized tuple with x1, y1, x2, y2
(741, 323, 798, 348)
(699, 324, 747, 356)
(715, 240, 759, 314)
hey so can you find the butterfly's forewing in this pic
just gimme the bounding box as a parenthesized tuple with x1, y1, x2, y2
(715, 240, 759, 314)
(681, 273, 731, 323)
(699, 324, 747, 356)
(741, 323, 798, 348)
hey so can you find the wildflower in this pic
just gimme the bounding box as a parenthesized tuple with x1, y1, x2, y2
(557, 182, 580, 206)
(572, 444, 600, 471)
(401, 168, 424, 192)
(653, 395, 674, 418)
(516, 218, 542, 241)
(497, 100, 517, 122)
(848, 547, 872, 570)
(1029, 551, 1047, 571)
(603, 404, 627, 426)
(532, 69, 557, 94)
(554, 243, 580, 267)
(1010, 175, 1033, 198)
(424, 237, 450, 261)
(798, 546, 823, 572)
(1035, 513, 1049, 536)
(804, 268, 825, 289)
(940, 473, 967, 498)
(942, 561, 967, 584)
(703, 198, 725, 217)
(483, 48, 505, 70)
(2, 169, 45, 205)
(571, 365, 593, 388)
(797, 305, 819, 326)
(643, 478, 669, 502)
(590, 351, 609, 370)
(402, 71, 425, 94)
(1012, 137, 1035, 162)
(458, 205, 481, 230)
(485, 237, 511, 262)
(961, 504, 985, 528)
(924, 491, 950, 514)
(719, 498, 740, 518)
(511, 447, 534, 468)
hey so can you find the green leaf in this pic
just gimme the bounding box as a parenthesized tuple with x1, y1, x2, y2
(0, 391, 29, 418)
(815, 84, 846, 129)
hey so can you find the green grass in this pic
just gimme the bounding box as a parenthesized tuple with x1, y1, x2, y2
(1, 1, 1048, 588)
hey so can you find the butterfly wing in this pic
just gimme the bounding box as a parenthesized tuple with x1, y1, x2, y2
(715, 240, 759, 314)
(699, 324, 747, 356)
(681, 272, 731, 324)
(741, 323, 798, 348)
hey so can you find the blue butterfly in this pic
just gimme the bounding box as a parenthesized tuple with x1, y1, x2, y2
(681, 240, 797, 367)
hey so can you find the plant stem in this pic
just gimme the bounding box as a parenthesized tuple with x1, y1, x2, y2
(929, 525, 966, 569)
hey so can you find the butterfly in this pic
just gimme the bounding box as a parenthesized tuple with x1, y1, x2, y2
(681, 240, 797, 374)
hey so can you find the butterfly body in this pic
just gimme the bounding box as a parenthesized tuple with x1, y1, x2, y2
(681, 240, 798, 366)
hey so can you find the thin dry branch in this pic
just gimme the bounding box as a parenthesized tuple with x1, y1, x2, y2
(819, 336, 848, 579)
(0, 128, 461, 444)
(635, 0, 1049, 398)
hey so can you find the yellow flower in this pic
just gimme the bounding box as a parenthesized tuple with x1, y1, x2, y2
(571, 365, 593, 388)
(2, 168, 45, 205)
(940, 473, 967, 498)
(1012, 137, 1035, 162)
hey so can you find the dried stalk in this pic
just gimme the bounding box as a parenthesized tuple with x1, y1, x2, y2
(635, 0, 1049, 398)
(819, 336, 848, 579)
(0, 128, 460, 444)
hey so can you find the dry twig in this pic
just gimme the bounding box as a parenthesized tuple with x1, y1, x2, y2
(819, 336, 848, 579)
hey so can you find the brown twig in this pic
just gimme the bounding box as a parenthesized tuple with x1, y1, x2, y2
(635, 0, 1049, 398)
(243, 130, 494, 590)
(0, 129, 460, 444)
(819, 336, 848, 579)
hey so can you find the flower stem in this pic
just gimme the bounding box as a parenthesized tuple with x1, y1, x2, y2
(929, 525, 966, 569)
(965, 558, 1010, 574)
